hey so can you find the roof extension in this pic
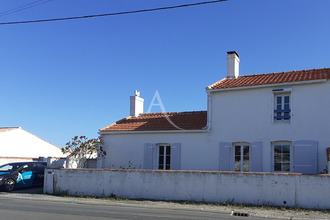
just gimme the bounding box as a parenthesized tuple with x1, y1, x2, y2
(208, 68, 330, 90)
(100, 111, 207, 132)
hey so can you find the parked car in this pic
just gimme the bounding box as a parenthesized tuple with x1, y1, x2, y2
(0, 162, 47, 192)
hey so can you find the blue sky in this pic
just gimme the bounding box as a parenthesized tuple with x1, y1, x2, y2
(0, 0, 329, 147)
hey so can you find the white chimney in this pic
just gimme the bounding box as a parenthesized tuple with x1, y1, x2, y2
(227, 51, 240, 79)
(130, 90, 144, 117)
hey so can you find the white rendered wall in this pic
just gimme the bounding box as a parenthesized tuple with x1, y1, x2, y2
(209, 81, 330, 173)
(0, 128, 64, 158)
(100, 81, 330, 173)
(100, 132, 218, 171)
(44, 169, 330, 210)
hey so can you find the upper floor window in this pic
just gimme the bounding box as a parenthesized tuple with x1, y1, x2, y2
(273, 89, 291, 122)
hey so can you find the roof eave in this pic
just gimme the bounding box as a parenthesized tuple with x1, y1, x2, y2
(206, 79, 328, 93)
(99, 129, 210, 135)
(206, 77, 227, 90)
(100, 116, 132, 131)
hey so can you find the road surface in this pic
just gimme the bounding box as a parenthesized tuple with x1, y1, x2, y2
(0, 189, 276, 220)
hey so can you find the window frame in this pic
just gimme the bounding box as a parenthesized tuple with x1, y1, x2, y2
(271, 141, 293, 172)
(232, 142, 250, 172)
(153, 143, 171, 170)
(272, 88, 292, 123)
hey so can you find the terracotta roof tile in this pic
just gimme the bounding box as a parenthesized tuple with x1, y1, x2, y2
(100, 111, 207, 132)
(208, 68, 330, 90)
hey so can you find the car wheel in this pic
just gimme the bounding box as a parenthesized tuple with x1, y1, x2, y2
(4, 179, 15, 192)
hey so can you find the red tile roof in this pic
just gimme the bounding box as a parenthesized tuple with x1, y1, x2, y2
(208, 68, 330, 90)
(100, 111, 207, 132)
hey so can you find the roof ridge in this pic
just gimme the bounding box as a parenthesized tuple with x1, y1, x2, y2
(0, 127, 20, 129)
(140, 111, 207, 116)
(208, 67, 330, 90)
(239, 67, 330, 78)
(100, 111, 208, 132)
(0, 127, 20, 133)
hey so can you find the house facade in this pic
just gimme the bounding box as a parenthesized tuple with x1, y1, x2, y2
(0, 127, 64, 165)
(99, 51, 330, 174)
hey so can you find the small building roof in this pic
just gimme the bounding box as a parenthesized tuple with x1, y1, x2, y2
(100, 111, 207, 132)
(0, 127, 20, 133)
(208, 68, 330, 90)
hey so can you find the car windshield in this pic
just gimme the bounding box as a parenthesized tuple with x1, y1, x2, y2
(0, 164, 21, 172)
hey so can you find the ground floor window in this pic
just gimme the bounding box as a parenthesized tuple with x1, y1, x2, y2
(144, 143, 180, 170)
(158, 144, 171, 170)
(273, 142, 291, 172)
(234, 144, 250, 172)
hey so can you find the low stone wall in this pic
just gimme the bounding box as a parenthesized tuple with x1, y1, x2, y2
(44, 169, 330, 209)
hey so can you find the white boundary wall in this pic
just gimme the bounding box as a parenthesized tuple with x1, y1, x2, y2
(44, 169, 330, 210)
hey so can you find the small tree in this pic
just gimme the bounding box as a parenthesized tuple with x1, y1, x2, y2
(61, 136, 107, 168)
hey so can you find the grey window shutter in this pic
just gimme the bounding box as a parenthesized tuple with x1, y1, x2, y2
(250, 141, 263, 172)
(293, 140, 318, 174)
(219, 142, 231, 171)
(143, 143, 154, 170)
(171, 143, 181, 170)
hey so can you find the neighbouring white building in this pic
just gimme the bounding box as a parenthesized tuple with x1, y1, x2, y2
(99, 51, 330, 174)
(0, 127, 64, 165)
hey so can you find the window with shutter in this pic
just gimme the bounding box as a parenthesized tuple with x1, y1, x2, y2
(145, 143, 181, 170)
(293, 140, 318, 174)
(143, 143, 155, 169)
(272, 141, 292, 172)
(233, 143, 250, 172)
(157, 144, 171, 170)
(170, 143, 181, 170)
(251, 141, 263, 172)
(219, 142, 231, 171)
(274, 93, 291, 122)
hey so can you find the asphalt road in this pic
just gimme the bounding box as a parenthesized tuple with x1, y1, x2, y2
(0, 188, 276, 220)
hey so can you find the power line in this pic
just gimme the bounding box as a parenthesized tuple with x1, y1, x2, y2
(0, 0, 53, 18)
(0, 0, 228, 26)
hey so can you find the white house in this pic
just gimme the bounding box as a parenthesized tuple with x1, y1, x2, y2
(99, 51, 330, 174)
(0, 127, 64, 165)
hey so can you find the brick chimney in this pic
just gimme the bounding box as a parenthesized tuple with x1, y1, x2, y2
(130, 90, 144, 117)
(227, 51, 240, 79)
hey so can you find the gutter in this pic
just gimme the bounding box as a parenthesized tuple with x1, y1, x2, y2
(205, 90, 212, 130)
(99, 129, 210, 135)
